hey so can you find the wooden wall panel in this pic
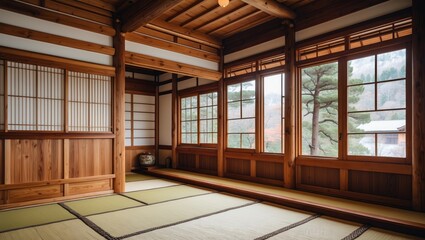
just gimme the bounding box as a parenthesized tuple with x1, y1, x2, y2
(300, 166, 340, 189)
(0, 191, 4, 204)
(9, 139, 63, 184)
(0, 140, 3, 184)
(199, 155, 218, 172)
(256, 161, 284, 181)
(68, 179, 112, 195)
(125, 148, 155, 171)
(226, 158, 250, 176)
(8, 185, 63, 203)
(69, 139, 113, 178)
(178, 153, 196, 169)
(348, 170, 412, 200)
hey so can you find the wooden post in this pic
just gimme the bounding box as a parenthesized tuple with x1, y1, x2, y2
(155, 76, 160, 165)
(412, 0, 425, 211)
(217, 48, 224, 177)
(113, 19, 126, 193)
(171, 74, 178, 168)
(284, 20, 296, 189)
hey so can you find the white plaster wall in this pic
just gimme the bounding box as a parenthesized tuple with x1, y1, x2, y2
(0, 34, 112, 65)
(159, 73, 173, 82)
(224, 36, 285, 63)
(126, 41, 219, 71)
(178, 78, 197, 90)
(159, 83, 172, 92)
(159, 94, 172, 146)
(198, 78, 217, 86)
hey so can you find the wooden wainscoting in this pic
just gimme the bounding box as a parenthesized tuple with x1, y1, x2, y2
(176, 147, 218, 175)
(224, 151, 285, 186)
(0, 138, 115, 209)
(296, 158, 413, 208)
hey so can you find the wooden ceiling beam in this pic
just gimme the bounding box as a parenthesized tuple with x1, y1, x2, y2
(240, 0, 296, 19)
(166, 0, 204, 22)
(195, 4, 253, 31)
(119, 0, 184, 33)
(207, 10, 263, 35)
(146, 19, 221, 48)
(181, 5, 221, 28)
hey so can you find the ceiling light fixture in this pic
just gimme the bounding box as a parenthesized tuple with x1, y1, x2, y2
(218, 0, 229, 7)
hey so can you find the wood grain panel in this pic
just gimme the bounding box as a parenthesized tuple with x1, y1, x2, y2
(68, 179, 112, 195)
(178, 153, 196, 169)
(300, 166, 340, 189)
(226, 158, 250, 176)
(348, 170, 412, 200)
(0, 140, 3, 184)
(8, 185, 63, 203)
(9, 139, 63, 184)
(256, 161, 284, 181)
(68, 139, 113, 178)
(199, 155, 218, 172)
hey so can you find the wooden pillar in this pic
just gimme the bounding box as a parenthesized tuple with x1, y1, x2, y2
(171, 74, 178, 168)
(217, 48, 224, 177)
(113, 20, 126, 193)
(283, 20, 296, 189)
(412, 0, 425, 211)
(155, 76, 160, 165)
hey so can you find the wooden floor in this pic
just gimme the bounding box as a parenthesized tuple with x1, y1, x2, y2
(147, 168, 425, 237)
(0, 173, 423, 239)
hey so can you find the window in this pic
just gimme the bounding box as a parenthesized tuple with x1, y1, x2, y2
(301, 62, 339, 157)
(180, 92, 218, 145)
(68, 71, 112, 132)
(125, 93, 156, 147)
(227, 80, 256, 149)
(263, 73, 285, 153)
(199, 92, 218, 144)
(7, 62, 64, 131)
(347, 49, 406, 158)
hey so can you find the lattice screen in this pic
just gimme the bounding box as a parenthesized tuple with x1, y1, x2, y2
(125, 93, 155, 146)
(68, 71, 112, 132)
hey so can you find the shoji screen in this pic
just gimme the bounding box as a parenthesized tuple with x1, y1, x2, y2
(68, 71, 112, 132)
(7, 62, 64, 131)
(125, 93, 155, 146)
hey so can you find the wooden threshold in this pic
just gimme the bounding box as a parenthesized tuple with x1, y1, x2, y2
(144, 168, 425, 237)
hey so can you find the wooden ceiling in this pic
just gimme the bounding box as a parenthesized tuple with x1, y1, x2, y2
(114, 0, 312, 39)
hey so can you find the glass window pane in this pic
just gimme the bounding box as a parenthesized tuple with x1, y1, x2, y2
(264, 73, 283, 153)
(228, 102, 240, 119)
(228, 134, 241, 148)
(228, 119, 255, 133)
(348, 55, 375, 85)
(349, 110, 405, 133)
(377, 80, 406, 110)
(348, 84, 375, 112)
(377, 49, 406, 81)
(242, 100, 255, 118)
(377, 133, 405, 157)
(228, 83, 241, 101)
(301, 62, 338, 157)
(242, 134, 255, 149)
(348, 134, 375, 156)
(242, 80, 255, 100)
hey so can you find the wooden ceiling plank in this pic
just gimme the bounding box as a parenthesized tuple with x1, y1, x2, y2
(196, 4, 255, 32)
(166, 0, 204, 23)
(241, 0, 296, 19)
(120, 0, 184, 33)
(146, 19, 221, 48)
(180, 5, 222, 28)
(207, 10, 264, 35)
(76, 0, 115, 12)
(220, 14, 275, 38)
(52, 0, 112, 17)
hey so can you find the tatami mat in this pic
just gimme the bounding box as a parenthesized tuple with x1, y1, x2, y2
(126, 173, 157, 182)
(87, 193, 255, 238)
(0, 204, 75, 232)
(64, 195, 144, 216)
(268, 216, 362, 240)
(127, 203, 313, 240)
(125, 179, 180, 192)
(0, 219, 104, 240)
(123, 184, 213, 204)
